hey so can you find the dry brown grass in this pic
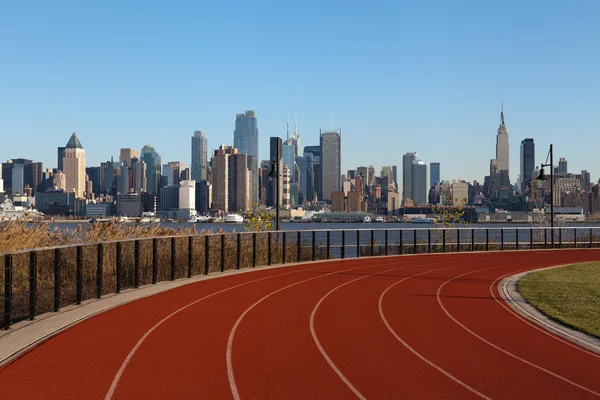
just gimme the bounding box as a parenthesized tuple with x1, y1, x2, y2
(0, 220, 219, 253)
(0, 222, 327, 327)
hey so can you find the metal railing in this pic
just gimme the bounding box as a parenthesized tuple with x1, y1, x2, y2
(2, 226, 599, 330)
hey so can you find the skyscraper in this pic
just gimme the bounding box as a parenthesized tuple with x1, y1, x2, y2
(402, 152, 417, 203)
(57, 147, 65, 172)
(496, 104, 510, 176)
(558, 158, 568, 174)
(269, 137, 283, 208)
(304, 146, 321, 201)
(191, 131, 208, 182)
(62, 133, 86, 198)
(320, 129, 341, 202)
(520, 139, 535, 193)
(412, 160, 427, 205)
(119, 148, 140, 168)
(282, 139, 296, 183)
(141, 144, 161, 194)
(392, 166, 398, 191)
(234, 111, 259, 203)
(430, 162, 440, 188)
(211, 145, 252, 213)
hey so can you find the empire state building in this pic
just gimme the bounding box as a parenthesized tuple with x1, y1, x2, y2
(496, 104, 510, 176)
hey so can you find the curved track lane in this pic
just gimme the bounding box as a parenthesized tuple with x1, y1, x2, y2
(0, 250, 599, 399)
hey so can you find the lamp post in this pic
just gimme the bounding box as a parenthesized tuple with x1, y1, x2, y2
(536, 144, 554, 248)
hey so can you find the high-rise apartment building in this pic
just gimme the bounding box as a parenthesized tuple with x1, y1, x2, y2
(119, 148, 140, 168)
(496, 105, 510, 177)
(412, 160, 428, 205)
(430, 163, 440, 188)
(62, 133, 86, 198)
(451, 180, 469, 206)
(131, 158, 147, 193)
(179, 180, 196, 210)
(520, 139, 535, 193)
(402, 152, 417, 203)
(320, 129, 341, 202)
(191, 131, 208, 182)
(211, 145, 252, 213)
(234, 111, 259, 203)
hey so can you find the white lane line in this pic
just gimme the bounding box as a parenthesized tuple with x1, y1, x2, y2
(436, 265, 600, 397)
(226, 261, 392, 400)
(104, 261, 360, 400)
(378, 263, 495, 400)
(309, 259, 456, 400)
(490, 269, 600, 359)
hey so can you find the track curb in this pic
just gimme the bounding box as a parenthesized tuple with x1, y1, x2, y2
(499, 266, 600, 355)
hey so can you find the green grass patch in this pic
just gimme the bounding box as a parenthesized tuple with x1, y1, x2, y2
(518, 262, 600, 338)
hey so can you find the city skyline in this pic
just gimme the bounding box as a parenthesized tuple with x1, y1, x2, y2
(1, 2, 599, 182)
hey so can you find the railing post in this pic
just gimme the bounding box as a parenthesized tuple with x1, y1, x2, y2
(252, 233, 257, 268)
(399, 230, 403, 255)
(371, 229, 374, 256)
(268, 232, 272, 266)
(485, 229, 489, 251)
(205, 235, 210, 275)
(4, 254, 13, 329)
(54, 248, 61, 311)
(590, 228, 593, 248)
(341, 231, 345, 259)
(428, 229, 431, 253)
(471, 228, 474, 251)
(29, 251, 37, 320)
(76, 245, 83, 305)
(413, 230, 417, 254)
(442, 229, 446, 253)
(544, 229, 547, 249)
(97, 243, 103, 298)
(236, 234, 241, 269)
(297, 231, 301, 263)
(312, 231, 316, 261)
(559, 228, 562, 249)
(171, 237, 177, 280)
(134, 240, 140, 288)
(152, 238, 158, 284)
(220, 234, 225, 272)
(356, 230, 360, 258)
(326, 231, 330, 260)
(456, 229, 460, 252)
(385, 230, 388, 256)
(516, 229, 519, 250)
(501, 229, 504, 251)
(116, 242, 122, 293)
(283, 232, 287, 264)
(530, 228, 533, 250)
(574, 228, 577, 248)
(189, 236, 194, 277)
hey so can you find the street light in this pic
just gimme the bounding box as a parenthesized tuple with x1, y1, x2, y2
(536, 144, 554, 248)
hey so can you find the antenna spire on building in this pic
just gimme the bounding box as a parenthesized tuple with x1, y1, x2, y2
(286, 114, 290, 140)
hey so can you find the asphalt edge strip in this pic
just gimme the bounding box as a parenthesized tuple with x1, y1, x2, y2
(499, 266, 600, 355)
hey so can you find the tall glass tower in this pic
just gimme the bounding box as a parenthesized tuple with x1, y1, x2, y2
(234, 111, 259, 203)
(141, 144, 162, 194)
(191, 131, 208, 182)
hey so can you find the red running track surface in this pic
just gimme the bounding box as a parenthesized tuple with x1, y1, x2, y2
(1, 250, 600, 399)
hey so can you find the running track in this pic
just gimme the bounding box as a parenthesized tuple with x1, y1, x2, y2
(1, 250, 600, 399)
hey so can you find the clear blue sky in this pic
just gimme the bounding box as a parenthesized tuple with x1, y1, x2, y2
(1, 1, 598, 184)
